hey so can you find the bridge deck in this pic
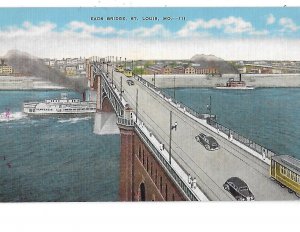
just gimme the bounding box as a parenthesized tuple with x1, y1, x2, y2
(107, 66, 298, 201)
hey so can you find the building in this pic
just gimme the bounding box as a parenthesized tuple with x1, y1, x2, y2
(0, 59, 13, 75)
(261, 67, 273, 74)
(272, 69, 282, 74)
(77, 63, 85, 71)
(196, 67, 218, 74)
(65, 66, 77, 76)
(184, 66, 196, 74)
(49, 59, 56, 67)
(238, 67, 247, 74)
(56, 59, 66, 65)
(71, 58, 78, 65)
(66, 58, 72, 65)
(146, 64, 173, 75)
(172, 66, 185, 74)
(162, 66, 172, 74)
(43, 59, 50, 66)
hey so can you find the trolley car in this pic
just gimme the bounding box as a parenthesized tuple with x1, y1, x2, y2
(115, 65, 124, 73)
(270, 155, 300, 197)
(123, 68, 133, 78)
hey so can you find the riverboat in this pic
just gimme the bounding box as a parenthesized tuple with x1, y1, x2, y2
(23, 93, 96, 115)
(215, 74, 255, 90)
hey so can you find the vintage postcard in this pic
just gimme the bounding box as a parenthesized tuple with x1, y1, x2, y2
(1, 5, 300, 205)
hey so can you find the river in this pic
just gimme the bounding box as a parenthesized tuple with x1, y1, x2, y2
(1, 87, 299, 201)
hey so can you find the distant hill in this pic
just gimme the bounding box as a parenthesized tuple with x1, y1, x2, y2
(3, 50, 87, 92)
(191, 54, 238, 74)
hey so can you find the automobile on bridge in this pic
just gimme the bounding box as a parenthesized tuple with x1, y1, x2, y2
(195, 133, 219, 151)
(223, 177, 255, 201)
(126, 79, 134, 86)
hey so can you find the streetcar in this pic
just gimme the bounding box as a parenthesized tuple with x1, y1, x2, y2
(123, 68, 133, 78)
(115, 65, 124, 73)
(270, 154, 300, 198)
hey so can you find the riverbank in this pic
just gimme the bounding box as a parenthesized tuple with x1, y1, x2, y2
(0, 76, 65, 90)
(142, 74, 300, 88)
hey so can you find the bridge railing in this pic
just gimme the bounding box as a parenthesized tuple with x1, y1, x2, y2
(209, 120, 276, 159)
(135, 75, 203, 118)
(117, 117, 135, 127)
(134, 73, 278, 160)
(134, 124, 199, 201)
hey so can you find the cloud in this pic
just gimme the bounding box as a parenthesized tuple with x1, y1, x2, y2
(279, 17, 299, 31)
(266, 14, 276, 25)
(68, 21, 116, 35)
(0, 20, 299, 60)
(118, 24, 171, 38)
(0, 21, 56, 38)
(177, 16, 267, 37)
(67, 21, 171, 38)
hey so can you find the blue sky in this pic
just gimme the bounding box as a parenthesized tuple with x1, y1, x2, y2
(0, 7, 300, 59)
(1, 8, 300, 36)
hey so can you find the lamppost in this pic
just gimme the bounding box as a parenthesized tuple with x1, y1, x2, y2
(173, 76, 176, 99)
(152, 72, 156, 87)
(207, 95, 212, 119)
(136, 89, 138, 123)
(112, 69, 114, 87)
(140, 60, 143, 78)
(106, 62, 109, 76)
(169, 111, 178, 164)
(120, 76, 124, 101)
(131, 60, 134, 71)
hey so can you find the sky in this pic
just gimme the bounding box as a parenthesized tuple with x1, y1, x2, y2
(0, 7, 300, 60)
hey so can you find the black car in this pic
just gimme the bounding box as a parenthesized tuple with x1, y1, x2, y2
(223, 177, 255, 201)
(126, 80, 134, 86)
(195, 133, 219, 151)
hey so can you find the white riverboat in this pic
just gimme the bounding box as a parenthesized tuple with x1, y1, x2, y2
(23, 93, 96, 115)
(215, 74, 255, 90)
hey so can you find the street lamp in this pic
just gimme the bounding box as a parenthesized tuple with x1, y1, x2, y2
(173, 76, 176, 99)
(169, 111, 177, 164)
(207, 95, 212, 119)
(112, 69, 114, 87)
(120, 76, 124, 101)
(140, 60, 143, 78)
(152, 72, 156, 87)
(131, 60, 134, 73)
(136, 89, 138, 123)
(206, 95, 213, 125)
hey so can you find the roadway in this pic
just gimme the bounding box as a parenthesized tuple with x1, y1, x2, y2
(106, 65, 298, 201)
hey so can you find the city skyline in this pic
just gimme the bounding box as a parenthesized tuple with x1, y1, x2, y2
(0, 8, 300, 60)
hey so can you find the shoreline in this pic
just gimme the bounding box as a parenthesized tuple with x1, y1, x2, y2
(0, 75, 66, 90)
(2, 74, 300, 90)
(142, 74, 300, 88)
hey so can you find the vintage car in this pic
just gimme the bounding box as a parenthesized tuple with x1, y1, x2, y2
(195, 133, 219, 151)
(223, 177, 255, 201)
(126, 80, 134, 86)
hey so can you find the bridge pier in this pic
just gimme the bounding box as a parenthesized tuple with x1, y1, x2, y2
(118, 108, 186, 201)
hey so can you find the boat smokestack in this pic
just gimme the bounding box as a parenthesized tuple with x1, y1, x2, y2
(83, 91, 86, 101)
(239, 73, 242, 82)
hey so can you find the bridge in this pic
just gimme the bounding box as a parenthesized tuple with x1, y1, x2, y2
(86, 58, 298, 201)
